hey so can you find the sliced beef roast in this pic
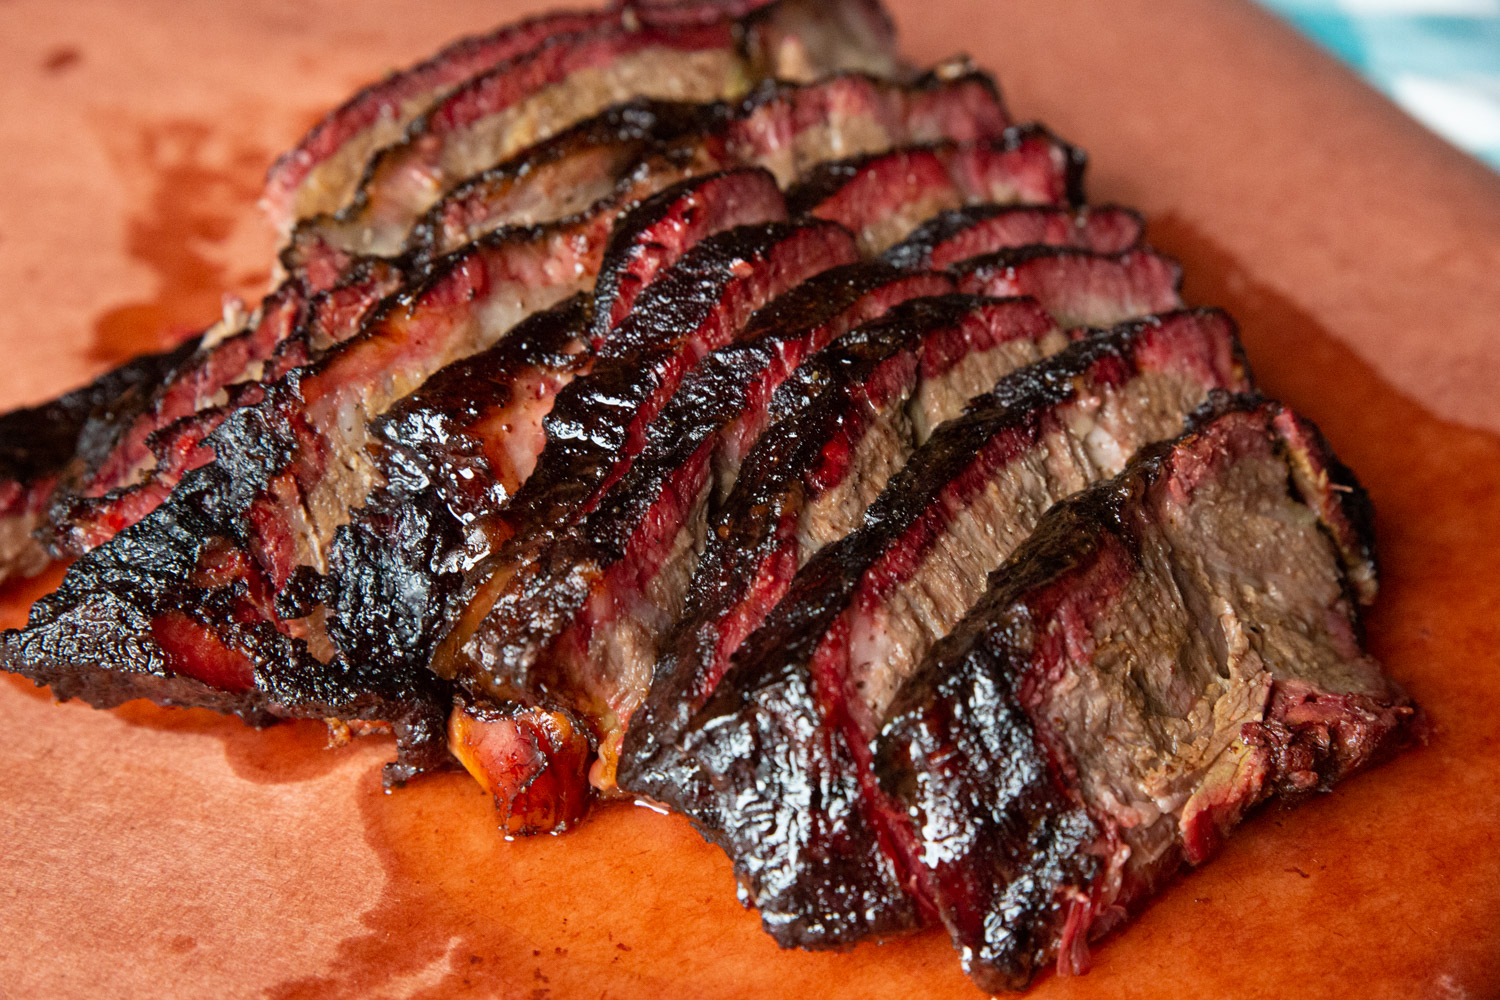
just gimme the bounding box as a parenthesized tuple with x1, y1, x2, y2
(875, 396, 1409, 991)
(298, 67, 1010, 268)
(0, 169, 791, 784)
(13, 65, 1010, 582)
(626, 310, 1250, 948)
(46, 168, 782, 559)
(621, 237, 1184, 788)
(416, 133, 1083, 820)
(0, 0, 900, 572)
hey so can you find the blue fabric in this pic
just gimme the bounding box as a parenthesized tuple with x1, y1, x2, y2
(1259, 0, 1500, 168)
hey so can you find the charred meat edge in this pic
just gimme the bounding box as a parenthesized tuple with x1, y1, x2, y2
(625, 309, 1247, 948)
(874, 396, 1410, 991)
(0, 168, 790, 785)
(0, 338, 201, 582)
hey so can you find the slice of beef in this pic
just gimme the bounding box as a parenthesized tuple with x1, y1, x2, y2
(318, 0, 899, 251)
(1, 170, 789, 785)
(260, 0, 814, 229)
(882, 203, 1144, 270)
(633, 310, 1251, 949)
(47, 262, 409, 555)
(788, 130, 1085, 254)
(338, 17, 749, 268)
(956, 246, 1183, 329)
(0, 336, 202, 582)
(403, 68, 1010, 266)
(875, 396, 1410, 992)
(262, 7, 617, 230)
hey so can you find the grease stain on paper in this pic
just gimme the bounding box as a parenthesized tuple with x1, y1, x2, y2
(89, 117, 274, 364)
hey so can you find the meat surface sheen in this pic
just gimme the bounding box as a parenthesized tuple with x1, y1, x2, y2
(0, 169, 789, 784)
(635, 309, 1250, 949)
(875, 397, 1411, 992)
(788, 129, 1085, 254)
(882, 203, 1143, 270)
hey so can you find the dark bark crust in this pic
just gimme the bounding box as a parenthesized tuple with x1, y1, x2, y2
(3, 171, 792, 785)
(433, 220, 859, 696)
(322, 298, 593, 694)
